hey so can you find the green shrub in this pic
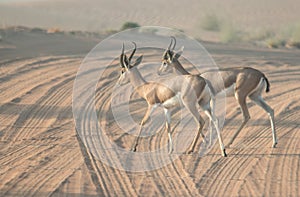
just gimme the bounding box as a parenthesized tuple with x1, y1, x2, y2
(201, 14, 221, 32)
(220, 23, 240, 43)
(121, 22, 140, 31)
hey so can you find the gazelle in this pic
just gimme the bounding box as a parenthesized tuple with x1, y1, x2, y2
(117, 42, 227, 156)
(158, 37, 277, 148)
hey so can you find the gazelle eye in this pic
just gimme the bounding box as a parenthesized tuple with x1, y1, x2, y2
(121, 70, 124, 74)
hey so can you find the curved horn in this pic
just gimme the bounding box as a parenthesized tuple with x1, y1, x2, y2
(170, 36, 176, 50)
(128, 41, 137, 62)
(167, 38, 173, 50)
(120, 43, 125, 68)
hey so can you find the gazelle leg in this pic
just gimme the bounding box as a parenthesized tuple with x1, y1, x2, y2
(164, 108, 173, 154)
(209, 97, 216, 145)
(131, 105, 156, 152)
(201, 103, 227, 157)
(227, 92, 250, 147)
(182, 101, 206, 154)
(249, 95, 277, 147)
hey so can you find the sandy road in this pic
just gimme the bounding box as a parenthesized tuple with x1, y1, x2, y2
(0, 42, 299, 196)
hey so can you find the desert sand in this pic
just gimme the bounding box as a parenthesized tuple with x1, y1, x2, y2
(0, 27, 299, 197)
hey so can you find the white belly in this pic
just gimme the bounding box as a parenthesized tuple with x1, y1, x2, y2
(162, 93, 182, 109)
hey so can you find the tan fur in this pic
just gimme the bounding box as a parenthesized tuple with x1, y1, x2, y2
(201, 67, 265, 95)
(132, 69, 206, 107)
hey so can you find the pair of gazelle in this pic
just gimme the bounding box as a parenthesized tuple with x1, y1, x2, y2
(117, 39, 277, 157)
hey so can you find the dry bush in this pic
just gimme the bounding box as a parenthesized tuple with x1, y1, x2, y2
(265, 38, 285, 48)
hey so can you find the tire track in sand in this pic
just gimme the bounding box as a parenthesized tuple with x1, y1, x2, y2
(0, 57, 86, 196)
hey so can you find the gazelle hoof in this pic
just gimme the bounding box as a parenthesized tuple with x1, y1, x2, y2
(223, 149, 227, 157)
(272, 142, 277, 148)
(185, 150, 193, 154)
(131, 147, 137, 152)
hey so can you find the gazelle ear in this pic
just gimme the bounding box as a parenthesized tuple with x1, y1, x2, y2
(173, 46, 184, 60)
(132, 55, 143, 67)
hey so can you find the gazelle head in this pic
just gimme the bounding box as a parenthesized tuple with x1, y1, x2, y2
(158, 36, 184, 75)
(118, 42, 143, 85)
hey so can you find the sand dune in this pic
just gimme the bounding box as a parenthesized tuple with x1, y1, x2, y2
(0, 28, 299, 196)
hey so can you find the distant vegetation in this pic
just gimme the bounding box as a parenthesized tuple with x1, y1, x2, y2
(201, 14, 221, 32)
(200, 14, 300, 49)
(120, 22, 140, 31)
(1, 20, 299, 50)
(257, 24, 300, 49)
(102, 22, 141, 35)
(219, 23, 240, 43)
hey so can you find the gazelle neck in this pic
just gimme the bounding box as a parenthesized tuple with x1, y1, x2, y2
(172, 60, 191, 75)
(129, 66, 147, 88)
